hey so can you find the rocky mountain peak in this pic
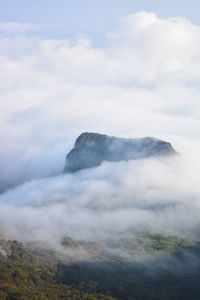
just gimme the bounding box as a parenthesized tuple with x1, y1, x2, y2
(64, 132, 176, 173)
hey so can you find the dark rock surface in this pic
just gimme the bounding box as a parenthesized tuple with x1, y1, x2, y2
(64, 132, 176, 173)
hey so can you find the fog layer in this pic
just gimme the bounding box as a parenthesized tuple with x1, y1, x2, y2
(0, 12, 200, 246)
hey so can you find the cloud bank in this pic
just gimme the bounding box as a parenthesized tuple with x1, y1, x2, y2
(0, 12, 200, 247)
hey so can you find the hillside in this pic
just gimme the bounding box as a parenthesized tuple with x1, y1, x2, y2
(1, 234, 200, 299)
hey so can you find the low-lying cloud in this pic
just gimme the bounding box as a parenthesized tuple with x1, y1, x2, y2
(0, 12, 200, 249)
(0, 149, 200, 247)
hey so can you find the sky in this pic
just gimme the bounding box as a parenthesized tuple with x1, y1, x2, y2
(0, 1, 200, 249)
(1, 0, 200, 44)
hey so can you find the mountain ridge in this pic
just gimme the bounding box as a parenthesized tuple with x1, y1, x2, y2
(64, 132, 176, 173)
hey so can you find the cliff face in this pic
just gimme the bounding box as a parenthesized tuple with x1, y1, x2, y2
(64, 132, 176, 173)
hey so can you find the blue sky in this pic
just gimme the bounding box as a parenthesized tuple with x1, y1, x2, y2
(0, 0, 200, 43)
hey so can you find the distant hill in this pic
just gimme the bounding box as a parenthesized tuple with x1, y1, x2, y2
(64, 132, 176, 172)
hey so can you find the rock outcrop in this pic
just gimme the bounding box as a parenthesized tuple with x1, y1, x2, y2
(64, 132, 176, 173)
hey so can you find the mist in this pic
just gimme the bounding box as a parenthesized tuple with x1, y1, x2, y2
(0, 12, 200, 254)
(0, 144, 200, 248)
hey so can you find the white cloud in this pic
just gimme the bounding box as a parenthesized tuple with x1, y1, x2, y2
(0, 12, 200, 247)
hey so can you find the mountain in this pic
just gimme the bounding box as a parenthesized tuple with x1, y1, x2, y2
(64, 132, 176, 173)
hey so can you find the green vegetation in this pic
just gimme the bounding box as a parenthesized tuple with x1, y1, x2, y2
(61, 237, 79, 248)
(1, 234, 200, 299)
(0, 240, 117, 300)
(110, 233, 197, 255)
